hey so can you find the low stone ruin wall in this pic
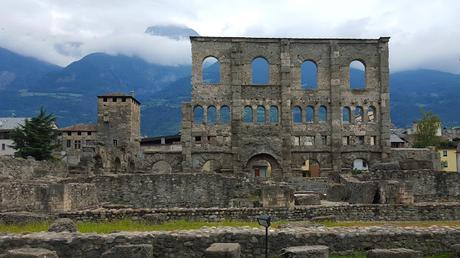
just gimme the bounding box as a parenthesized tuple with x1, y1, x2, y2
(283, 177, 329, 194)
(0, 226, 458, 257)
(368, 169, 460, 202)
(60, 202, 460, 222)
(0, 182, 98, 213)
(390, 148, 439, 170)
(0, 156, 67, 179)
(91, 173, 250, 208)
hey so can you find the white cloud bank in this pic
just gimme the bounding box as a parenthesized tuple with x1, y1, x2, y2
(0, 0, 459, 73)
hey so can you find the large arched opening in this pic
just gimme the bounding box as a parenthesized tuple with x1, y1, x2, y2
(246, 153, 281, 178)
(201, 159, 222, 173)
(151, 160, 173, 173)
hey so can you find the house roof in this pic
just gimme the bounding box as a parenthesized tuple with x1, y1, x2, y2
(390, 133, 405, 143)
(60, 124, 97, 132)
(0, 117, 28, 130)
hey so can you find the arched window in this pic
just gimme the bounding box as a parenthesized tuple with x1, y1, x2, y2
(243, 106, 253, 123)
(193, 105, 204, 124)
(207, 106, 217, 124)
(319, 106, 327, 122)
(354, 106, 363, 123)
(292, 106, 302, 124)
(202, 56, 220, 84)
(270, 106, 279, 124)
(220, 105, 230, 124)
(368, 106, 376, 122)
(252, 57, 269, 85)
(349, 60, 365, 89)
(342, 107, 351, 123)
(301, 60, 317, 89)
(256, 106, 265, 124)
(306, 106, 314, 123)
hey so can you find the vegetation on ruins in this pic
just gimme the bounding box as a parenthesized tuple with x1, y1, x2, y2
(11, 107, 59, 160)
(414, 109, 441, 148)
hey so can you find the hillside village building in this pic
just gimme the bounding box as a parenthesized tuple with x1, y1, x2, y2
(0, 117, 28, 156)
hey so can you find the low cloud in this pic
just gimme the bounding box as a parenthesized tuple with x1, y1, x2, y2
(0, 0, 459, 73)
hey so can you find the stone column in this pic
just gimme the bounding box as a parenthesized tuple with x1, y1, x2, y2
(379, 37, 391, 161)
(280, 39, 292, 178)
(230, 42, 243, 175)
(181, 103, 193, 172)
(329, 41, 342, 171)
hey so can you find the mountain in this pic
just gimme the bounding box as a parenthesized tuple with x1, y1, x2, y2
(390, 69, 460, 128)
(0, 47, 61, 91)
(0, 46, 459, 136)
(34, 52, 191, 96)
(145, 25, 199, 40)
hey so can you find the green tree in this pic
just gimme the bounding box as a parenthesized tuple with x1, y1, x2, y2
(11, 107, 59, 160)
(413, 110, 441, 148)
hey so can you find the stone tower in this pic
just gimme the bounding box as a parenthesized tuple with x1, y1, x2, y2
(96, 92, 141, 172)
(181, 36, 391, 178)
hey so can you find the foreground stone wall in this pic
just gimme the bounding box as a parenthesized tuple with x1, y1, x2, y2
(60, 203, 460, 222)
(0, 226, 458, 257)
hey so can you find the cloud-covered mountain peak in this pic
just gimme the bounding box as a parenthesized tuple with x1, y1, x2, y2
(145, 25, 199, 40)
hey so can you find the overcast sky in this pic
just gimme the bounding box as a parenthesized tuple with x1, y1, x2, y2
(0, 0, 459, 73)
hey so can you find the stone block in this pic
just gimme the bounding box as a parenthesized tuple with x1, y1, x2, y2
(4, 248, 58, 258)
(48, 218, 77, 233)
(101, 244, 153, 258)
(294, 193, 320, 205)
(326, 183, 350, 202)
(281, 245, 329, 258)
(370, 162, 400, 171)
(451, 244, 460, 256)
(205, 243, 241, 258)
(143, 213, 167, 224)
(366, 248, 422, 258)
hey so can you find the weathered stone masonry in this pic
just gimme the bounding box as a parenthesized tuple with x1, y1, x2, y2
(181, 37, 391, 178)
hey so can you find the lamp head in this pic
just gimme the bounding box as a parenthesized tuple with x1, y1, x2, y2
(257, 214, 271, 228)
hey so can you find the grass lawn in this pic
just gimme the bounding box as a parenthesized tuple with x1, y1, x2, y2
(0, 219, 459, 234)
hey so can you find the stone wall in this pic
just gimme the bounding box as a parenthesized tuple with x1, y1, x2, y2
(0, 181, 98, 213)
(283, 177, 329, 194)
(390, 148, 440, 170)
(368, 170, 460, 202)
(0, 156, 67, 179)
(0, 226, 458, 257)
(60, 203, 460, 222)
(92, 173, 250, 208)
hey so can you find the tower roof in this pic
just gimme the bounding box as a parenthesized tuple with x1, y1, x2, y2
(97, 92, 141, 104)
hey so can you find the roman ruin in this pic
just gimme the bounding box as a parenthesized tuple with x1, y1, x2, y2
(0, 36, 459, 257)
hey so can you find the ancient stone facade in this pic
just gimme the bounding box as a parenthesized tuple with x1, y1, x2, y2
(181, 36, 391, 178)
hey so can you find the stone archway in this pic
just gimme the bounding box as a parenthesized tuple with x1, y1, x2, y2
(201, 160, 222, 173)
(245, 153, 281, 178)
(353, 158, 369, 171)
(151, 160, 173, 173)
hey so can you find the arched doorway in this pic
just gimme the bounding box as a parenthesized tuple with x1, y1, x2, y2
(246, 153, 280, 178)
(151, 160, 172, 173)
(353, 158, 369, 171)
(301, 159, 321, 177)
(201, 160, 222, 173)
(113, 157, 121, 173)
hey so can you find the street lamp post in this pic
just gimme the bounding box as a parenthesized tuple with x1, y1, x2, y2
(257, 214, 271, 258)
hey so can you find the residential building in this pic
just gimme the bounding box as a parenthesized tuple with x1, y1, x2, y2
(0, 117, 28, 156)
